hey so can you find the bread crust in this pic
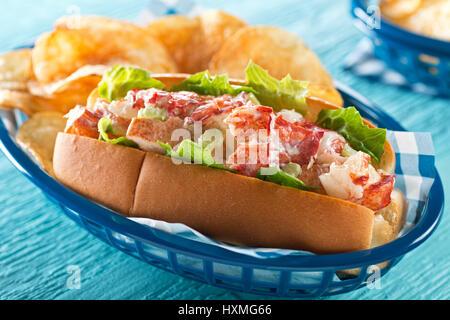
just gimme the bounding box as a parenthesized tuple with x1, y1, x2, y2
(54, 132, 374, 253)
(132, 151, 375, 253)
(53, 133, 145, 214)
(53, 73, 403, 254)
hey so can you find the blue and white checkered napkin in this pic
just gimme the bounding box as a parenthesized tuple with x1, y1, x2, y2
(343, 38, 440, 96)
(131, 131, 436, 258)
(387, 131, 435, 234)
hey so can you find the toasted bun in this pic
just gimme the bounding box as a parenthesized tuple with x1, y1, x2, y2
(54, 132, 375, 253)
(53, 74, 404, 254)
(338, 189, 407, 276)
(53, 133, 145, 214)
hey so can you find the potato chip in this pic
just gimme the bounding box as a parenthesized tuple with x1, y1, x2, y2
(23, 64, 107, 117)
(47, 75, 101, 113)
(379, 0, 422, 19)
(208, 26, 334, 88)
(0, 80, 95, 115)
(147, 10, 246, 73)
(32, 29, 90, 85)
(147, 15, 204, 73)
(0, 49, 32, 91)
(32, 15, 177, 84)
(198, 10, 247, 70)
(86, 87, 100, 110)
(15, 112, 66, 176)
(0, 90, 53, 115)
(55, 16, 177, 73)
(306, 83, 343, 107)
(381, 0, 450, 41)
(28, 64, 106, 96)
(147, 15, 202, 73)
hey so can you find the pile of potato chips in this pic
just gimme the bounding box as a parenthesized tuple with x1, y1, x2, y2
(0, 10, 343, 175)
(380, 0, 450, 41)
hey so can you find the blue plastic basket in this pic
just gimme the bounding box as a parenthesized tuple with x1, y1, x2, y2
(0, 82, 444, 298)
(351, 0, 450, 97)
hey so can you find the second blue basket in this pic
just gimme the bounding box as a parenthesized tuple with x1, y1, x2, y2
(351, 0, 450, 97)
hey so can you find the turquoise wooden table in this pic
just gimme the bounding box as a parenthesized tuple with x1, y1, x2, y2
(0, 0, 448, 300)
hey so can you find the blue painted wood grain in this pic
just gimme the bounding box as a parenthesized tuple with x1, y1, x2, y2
(0, 0, 448, 300)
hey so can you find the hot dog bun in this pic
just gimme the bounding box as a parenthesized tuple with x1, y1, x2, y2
(53, 132, 146, 214)
(53, 74, 405, 254)
(54, 132, 375, 253)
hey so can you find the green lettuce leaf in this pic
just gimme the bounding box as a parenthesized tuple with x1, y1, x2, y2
(159, 140, 311, 188)
(255, 167, 311, 191)
(157, 140, 234, 172)
(170, 63, 309, 115)
(157, 141, 174, 156)
(245, 61, 309, 115)
(315, 107, 386, 163)
(98, 117, 138, 148)
(137, 107, 168, 121)
(98, 65, 165, 101)
(176, 139, 215, 165)
(170, 70, 256, 96)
